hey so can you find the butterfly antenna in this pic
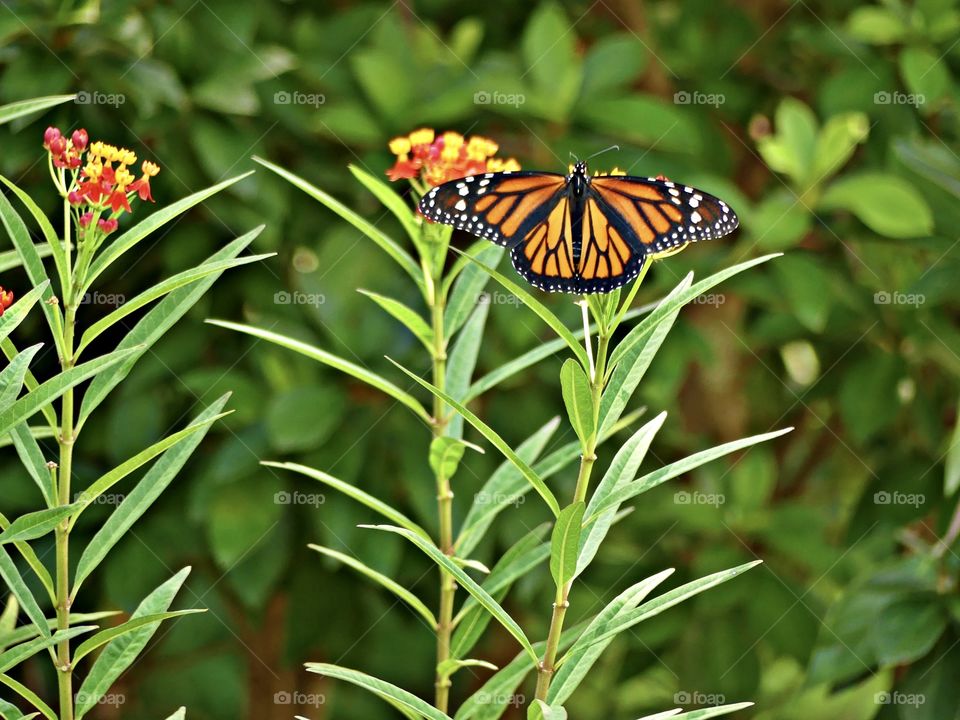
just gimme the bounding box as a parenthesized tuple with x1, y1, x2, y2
(585, 144, 620, 162)
(569, 151, 581, 164)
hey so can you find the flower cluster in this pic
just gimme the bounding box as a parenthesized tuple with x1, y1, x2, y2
(387, 129, 520, 186)
(43, 127, 159, 237)
(0, 287, 13, 318)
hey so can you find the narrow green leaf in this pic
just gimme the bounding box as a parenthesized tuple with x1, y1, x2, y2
(0, 175, 69, 292)
(528, 700, 567, 720)
(0, 504, 78, 544)
(445, 299, 489, 439)
(74, 395, 231, 590)
(76, 568, 192, 719)
(0, 344, 42, 410)
(307, 663, 453, 720)
(7, 423, 54, 506)
(0, 626, 96, 673)
(80, 172, 255, 295)
(263, 461, 430, 540)
(550, 502, 585, 587)
(79, 227, 262, 424)
(945, 395, 960, 496)
(437, 658, 498, 681)
(0, 696, 38, 720)
(363, 524, 539, 665)
(72, 610, 204, 664)
(430, 436, 482, 480)
(0, 547, 48, 637)
(254, 156, 424, 291)
(163, 709, 186, 720)
(444, 243, 505, 338)
(0, 95, 75, 125)
(0, 612, 118, 650)
(559, 360, 594, 446)
(0, 513, 54, 604)
(310, 544, 436, 627)
(457, 251, 589, 367)
(0, 245, 53, 273)
(358, 289, 433, 352)
(0, 673, 56, 720)
(0, 284, 49, 347)
(348, 164, 420, 242)
(636, 703, 754, 720)
(0, 340, 57, 432)
(208, 320, 431, 422)
(76, 253, 273, 356)
(389, 358, 560, 516)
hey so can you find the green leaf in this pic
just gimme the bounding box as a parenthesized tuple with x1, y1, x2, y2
(528, 700, 567, 720)
(900, 47, 950, 106)
(0, 175, 69, 292)
(0, 245, 54, 273)
(430, 436, 483, 480)
(0, 348, 137, 439)
(457, 251, 589, 368)
(74, 395, 231, 591)
(946, 397, 960, 496)
(0, 513, 54, 605)
(0, 674, 55, 720)
(635, 704, 754, 720)
(79, 228, 262, 425)
(0, 504, 78, 544)
(0, 344, 42, 410)
(590, 428, 793, 519)
(76, 252, 272, 356)
(819, 172, 934, 238)
(0, 94, 75, 125)
(846, 6, 907, 44)
(871, 595, 946, 666)
(550, 502, 585, 588)
(306, 663, 453, 720)
(348, 164, 420, 243)
(254, 156, 424, 292)
(207, 320, 431, 422)
(363, 524, 539, 666)
(76, 568, 192, 719)
(72, 610, 204, 664)
(758, 97, 818, 186)
(79, 172, 255, 295)
(577, 412, 667, 577)
(0, 284, 48, 348)
(444, 243, 504, 338)
(548, 569, 675, 705)
(358, 289, 433, 353)
(810, 112, 870, 182)
(0, 547, 48, 637)
(262, 461, 430, 540)
(437, 658, 498, 683)
(0, 612, 118, 650)
(559, 360, 594, 446)
(310, 544, 436, 627)
(0, 626, 96, 673)
(445, 299, 489, 439)
(163, 709, 186, 720)
(388, 358, 561, 516)
(522, 2, 582, 118)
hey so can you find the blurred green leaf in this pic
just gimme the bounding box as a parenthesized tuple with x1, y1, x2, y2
(819, 172, 934, 238)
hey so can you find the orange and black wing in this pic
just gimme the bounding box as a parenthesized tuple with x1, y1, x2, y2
(590, 175, 738, 256)
(508, 192, 582, 293)
(418, 171, 567, 246)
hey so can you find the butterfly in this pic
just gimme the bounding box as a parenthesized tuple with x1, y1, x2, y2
(417, 161, 739, 294)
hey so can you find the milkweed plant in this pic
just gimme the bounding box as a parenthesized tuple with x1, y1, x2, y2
(0, 95, 269, 720)
(214, 128, 791, 720)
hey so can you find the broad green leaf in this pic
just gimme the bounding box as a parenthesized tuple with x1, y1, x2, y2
(254, 156, 424, 291)
(811, 112, 870, 182)
(389, 359, 560, 516)
(80, 171, 255, 294)
(76, 252, 273, 356)
(445, 299, 489, 439)
(0, 344, 42, 410)
(208, 320, 431, 422)
(0, 284, 49, 348)
(564, 561, 762, 656)
(0, 503, 78, 544)
(522, 2, 582, 117)
(758, 97, 818, 186)
(608, 255, 781, 369)
(358, 289, 433, 352)
(550, 502, 585, 588)
(0, 348, 137, 439)
(589, 428, 793, 519)
(0, 547, 48, 637)
(577, 412, 667, 577)
(458, 251, 589, 368)
(900, 47, 950, 106)
(348, 164, 420, 242)
(846, 6, 906, 44)
(363, 524, 539, 665)
(0, 674, 55, 720)
(306, 663, 452, 720)
(444, 243, 504, 338)
(0, 175, 69, 292)
(76, 568, 192, 719)
(0, 95, 75, 125)
(0, 626, 96, 673)
(636, 703, 754, 720)
(559, 360, 594, 446)
(871, 595, 946, 666)
(72, 610, 204, 664)
(74, 395, 231, 590)
(528, 700, 567, 720)
(819, 172, 934, 238)
(310, 544, 436, 627)
(79, 228, 262, 425)
(548, 569, 674, 705)
(263, 461, 430, 540)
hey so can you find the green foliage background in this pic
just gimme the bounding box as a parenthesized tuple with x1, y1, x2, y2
(2, 0, 959, 718)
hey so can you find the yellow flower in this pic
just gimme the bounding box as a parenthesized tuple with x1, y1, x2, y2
(115, 165, 135, 191)
(389, 136, 412, 156)
(408, 128, 435, 146)
(141, 160, 160, 177)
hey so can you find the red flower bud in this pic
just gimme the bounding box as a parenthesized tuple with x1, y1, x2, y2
(0, 287, 14, 312)
(71, 128, 88, 151)
(79, 211, 94, 228)
(43, 127, 61, 148)
(49, 137, 67, 156)
(68, 191, 83, 205)
(98, 218, 118, 234)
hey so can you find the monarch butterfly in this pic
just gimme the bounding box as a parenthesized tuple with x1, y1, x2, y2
(417, 161, 739, 294)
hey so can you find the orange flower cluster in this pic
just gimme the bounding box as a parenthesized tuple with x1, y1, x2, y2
(43, 127, 160, 236)
(387, 129, 520, 187)
(0, 287, 13, 318)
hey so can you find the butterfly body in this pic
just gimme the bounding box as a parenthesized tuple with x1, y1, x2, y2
(418, 161, 738, 294)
